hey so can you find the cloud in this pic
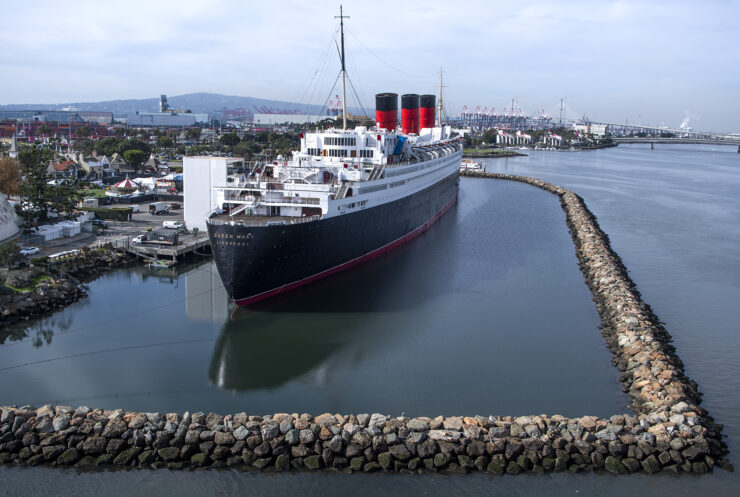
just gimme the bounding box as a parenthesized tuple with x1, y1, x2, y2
(1, 0, 738, 130)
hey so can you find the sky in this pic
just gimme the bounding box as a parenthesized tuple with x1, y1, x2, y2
(1, 0, 738, 132)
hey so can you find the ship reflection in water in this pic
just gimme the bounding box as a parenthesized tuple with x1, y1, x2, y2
(206, 209, 462, 392)
(209, 312, 355, 391)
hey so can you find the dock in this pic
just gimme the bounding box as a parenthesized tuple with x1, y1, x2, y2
(97, 233, 211, 264)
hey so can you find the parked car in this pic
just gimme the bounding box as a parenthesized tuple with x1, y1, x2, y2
(92, 219, 109, 228)
(168, 203, 181, 210)
(163, 221, 184, 230)
(20, 247, 40, 256)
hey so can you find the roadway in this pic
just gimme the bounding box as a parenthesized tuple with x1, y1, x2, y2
(612, 137, 740, 146)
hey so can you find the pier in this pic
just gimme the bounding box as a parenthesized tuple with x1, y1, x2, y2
(97, 233, 211, 264)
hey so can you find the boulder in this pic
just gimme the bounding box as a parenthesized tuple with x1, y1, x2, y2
(56, 448, 80, 465)
(604, 456, 627, 474)
(389, 444, 411, 461)
(641, 454, 661, 474)
(82, 436, 107, 455)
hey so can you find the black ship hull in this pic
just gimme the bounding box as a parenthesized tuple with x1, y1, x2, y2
(207, 171, 459, 305)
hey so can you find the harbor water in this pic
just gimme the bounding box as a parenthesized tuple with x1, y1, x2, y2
(1, 144, 739, 495)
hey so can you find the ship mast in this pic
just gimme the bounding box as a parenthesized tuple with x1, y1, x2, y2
(335, 6, 349, 130)
(437, 67, 444, 127)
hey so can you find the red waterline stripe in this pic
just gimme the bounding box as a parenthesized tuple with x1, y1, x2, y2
(233, 193, 458, 306)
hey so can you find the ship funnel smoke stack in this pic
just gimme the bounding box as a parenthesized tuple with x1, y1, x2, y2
(401, 94, 420, 135)
(375, 93, 398, 131)
(420, 94, 436, 130)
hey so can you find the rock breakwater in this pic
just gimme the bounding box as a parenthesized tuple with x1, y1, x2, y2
(0, 174, 730, 475)
(0, 406, 730, 474)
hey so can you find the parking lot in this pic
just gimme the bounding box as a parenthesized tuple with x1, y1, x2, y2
(21, 204, 187, 257)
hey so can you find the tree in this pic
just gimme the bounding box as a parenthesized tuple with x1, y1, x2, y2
(18, 148, 52, 227)
(185, 128, 202, 142)
(118, 139, 152, 156)
(482, 129, 497, 145)
(233, 142, 261, 159)
(219, 132, 240, 146)
(0, 158, 20, 195)
(46, 177, 84, 221)
(16, 148, 83, 227)
(36, 125, 52, 138)
(157, 136, 174, 149)
(73, 126, 90, 138)
(0, 240, 20, 268)
(73, 138, 95, 155)
(123, 149, 148, 169)
(95, 137, 124, 157)
(186, 145, 210, 156)
(273, 136, 298, 156)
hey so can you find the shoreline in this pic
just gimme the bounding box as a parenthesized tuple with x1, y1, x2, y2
(462, 150, 526, 159)
(0, 246, 135, 330)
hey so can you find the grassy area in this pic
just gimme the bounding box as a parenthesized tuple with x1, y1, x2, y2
(463, 148, 526, 158)
(463, 148, 513, 156)
(3, 273, 51, 293)
(82, 188, 107, 198)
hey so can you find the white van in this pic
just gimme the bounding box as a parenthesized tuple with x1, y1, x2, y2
(163, 221, 184, 230)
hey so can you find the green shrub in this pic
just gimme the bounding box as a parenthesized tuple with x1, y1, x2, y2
(0, 240, 20, 266)
(85, 207, 132, 221)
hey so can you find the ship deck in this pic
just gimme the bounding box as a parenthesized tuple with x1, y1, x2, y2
(208, 214, 321, 227)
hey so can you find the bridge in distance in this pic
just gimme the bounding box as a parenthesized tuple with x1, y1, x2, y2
(612, 137, 740, 147)
(589, 121, 740, 148)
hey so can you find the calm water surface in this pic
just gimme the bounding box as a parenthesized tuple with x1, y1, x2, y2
(0, 177, 621, 417)
(2, 144, 739, 495)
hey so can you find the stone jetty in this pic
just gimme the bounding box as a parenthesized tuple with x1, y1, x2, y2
(0, 173, 730, 475)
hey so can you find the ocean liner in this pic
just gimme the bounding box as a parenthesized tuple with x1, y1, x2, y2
(206, 10, 462, 306)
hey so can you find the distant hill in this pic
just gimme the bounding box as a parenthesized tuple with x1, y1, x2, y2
(0, 92, 362, 117)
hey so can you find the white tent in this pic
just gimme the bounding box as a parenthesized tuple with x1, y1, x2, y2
(133, 177, 156, 190)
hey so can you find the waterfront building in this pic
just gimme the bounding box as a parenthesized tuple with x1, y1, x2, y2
(515, 130, 532, 145)
(495, 129, 515, 146)
(573, 123, 607, 137)
(0, 109, 85, 123)
(253, 114, 336, 125)
(182, 157, 241, 231)
(78, 111, 114, 125)
(126, 111, 209, 127)
(541, 131, 563, 147)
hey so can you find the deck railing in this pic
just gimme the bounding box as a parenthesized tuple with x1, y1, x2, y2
(207, 214, 321, 227)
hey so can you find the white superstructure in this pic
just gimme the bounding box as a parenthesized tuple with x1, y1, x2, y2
(207, 125, 462, 227)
